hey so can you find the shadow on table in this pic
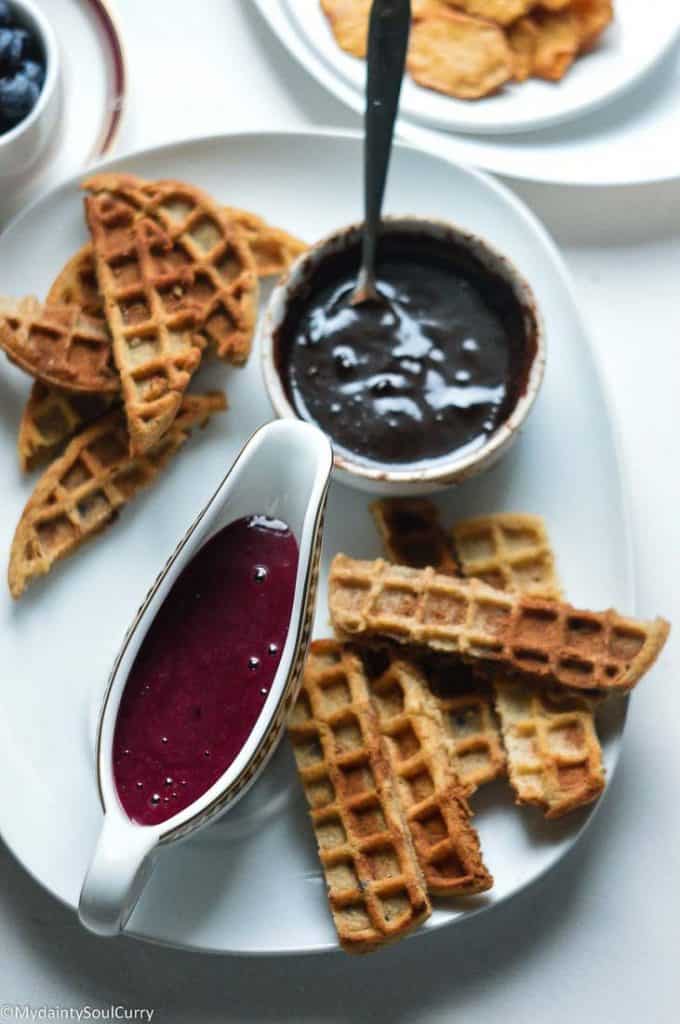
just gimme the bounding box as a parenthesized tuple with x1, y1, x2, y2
(0, 740, 633, 1024)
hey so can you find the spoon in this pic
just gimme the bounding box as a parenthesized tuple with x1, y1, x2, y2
(351, 0, 412, 307)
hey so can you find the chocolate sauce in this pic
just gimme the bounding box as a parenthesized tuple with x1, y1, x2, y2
(275, 232, 535, 468)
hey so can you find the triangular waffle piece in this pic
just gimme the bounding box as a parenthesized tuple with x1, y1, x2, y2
(18, 382, 115, 472)
(329, 555, 670, 696)
(371, 498, 459, 574)
(371, 498, 503, 792)
(8, 391, 226, 598)
(84, 173, 259, 361)
(47, 246, 105, 313)
(0, 296, 118, 393)
(223, 207, 307, 278)
(455, 512, 605, 817)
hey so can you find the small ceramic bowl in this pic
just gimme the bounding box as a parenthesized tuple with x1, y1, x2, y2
(0, 0, 61, 178)
(78, 419, 333, 937)
(260, 216, 546, 495)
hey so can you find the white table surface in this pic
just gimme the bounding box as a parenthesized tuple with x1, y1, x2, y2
(0, 2, 678, 1021)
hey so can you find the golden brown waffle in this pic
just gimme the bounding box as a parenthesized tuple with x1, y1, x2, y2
(83, 174, 257, 453)
(329, 555, 670, 696)
(18, 382, 115, 472)
(494, 680, 603, 817)
(223, 207, 307, 278)
(289, 640, 431, 953)
(371, 499, 459, 574)
(8, 391, 226, 598)
(0, 296, 117, 394)
(452, 513, 561, 599)
(371, 498, 504, 792)
(455, 512, 605, 816)
(47, 246, 106, 314)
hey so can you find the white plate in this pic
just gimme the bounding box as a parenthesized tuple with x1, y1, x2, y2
(0, 130, 631, 955)
(275, 0, 679, 136)
(255, 1, 680, 185)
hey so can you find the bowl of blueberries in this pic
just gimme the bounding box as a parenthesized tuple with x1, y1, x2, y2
(0, 0, 60, 177)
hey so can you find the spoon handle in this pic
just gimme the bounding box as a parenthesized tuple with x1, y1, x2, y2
(362, 0, 411, 283)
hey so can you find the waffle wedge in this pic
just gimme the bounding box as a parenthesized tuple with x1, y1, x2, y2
(329, 555, 669, 696)
(455, 512, 605, 817)
(372, 499, 503, 792)
(223, 207, 307, 278)
(83, 174, 257, 453)
(8, 391, 226, 598)
(18, 382, 115, 472)
(289, 640, 431, 952)
(0, 296, 117, 394)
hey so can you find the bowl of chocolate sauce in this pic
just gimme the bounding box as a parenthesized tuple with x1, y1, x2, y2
(261, 217, 545, 494)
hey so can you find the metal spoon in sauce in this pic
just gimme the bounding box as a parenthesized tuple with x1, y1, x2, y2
(351, 0, 411, 308)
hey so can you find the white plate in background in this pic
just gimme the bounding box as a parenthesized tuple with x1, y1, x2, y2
(0, 130, 631, 954)
(273, 0, 679, 136)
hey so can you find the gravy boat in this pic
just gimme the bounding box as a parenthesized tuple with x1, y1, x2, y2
(79, 420, 333, 936)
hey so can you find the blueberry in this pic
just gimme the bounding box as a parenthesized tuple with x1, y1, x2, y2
(0, 72, 39, 128)
(0, 2, 10, 29)
(21, 58, 44, 88)
(0, 27, 28, 71)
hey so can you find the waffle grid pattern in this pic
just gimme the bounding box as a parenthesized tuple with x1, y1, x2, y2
(0, 296, 117, 394)
(18, 382, 114, 472)
(289, 641, 431, 953)
(8, 392, 226, 598)
(329, 555, 669, 695)
(452, 514, 561, 599)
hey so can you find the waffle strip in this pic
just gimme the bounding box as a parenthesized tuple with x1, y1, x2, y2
(454, 513, 605, 817)
(223, 207, 307, 277)
(371, 498, 504, 792)
(8, 392, 226, 598)
(0, 296, 117, 393)
(329, 555, 669, 696)
(289, 641, 431, 953)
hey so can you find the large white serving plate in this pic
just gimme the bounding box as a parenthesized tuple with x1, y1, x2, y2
(0, 130, 631, 955)
(255, 1, 680, 185)
(272, 0, 679, 136)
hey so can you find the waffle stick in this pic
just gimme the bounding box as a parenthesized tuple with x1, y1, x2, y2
(454, 512, 605, 817)
(289, 640, 431, 953)
(0, 296, 117, 394)
(329, 555, 669, 696)
(8, 391, 226, 598)
(371, 499, 504, 792)
(223, 207, 307, 278)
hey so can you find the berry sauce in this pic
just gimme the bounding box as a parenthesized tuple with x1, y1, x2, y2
(112, 515, 298, 826)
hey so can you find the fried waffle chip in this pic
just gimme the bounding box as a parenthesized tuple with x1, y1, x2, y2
(507, 16, 539, 82)
(0, 296, 117, 394)
(372, 499, 504, 791)
(408, 5, 514, 99)
(441, 0, 536, 27)
(329, 555, 670, 696)
(223, 207, 307, 278)
(8, 391, 226, 598)
(531, 8, 581, 81)
(83, 174, 257, 453)
(289, 640, 431, 952)
(572, 0, 613, 51)
(371, 498, 459, 574)
(320, 0, 372, 59)
(18, 382, 115, 472)
(454, 513, 605, 817)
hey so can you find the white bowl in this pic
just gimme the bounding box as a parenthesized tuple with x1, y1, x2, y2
(0, 0, 61, 178)
(261, 216, 546, 495)
(78, 419, 333, 936)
